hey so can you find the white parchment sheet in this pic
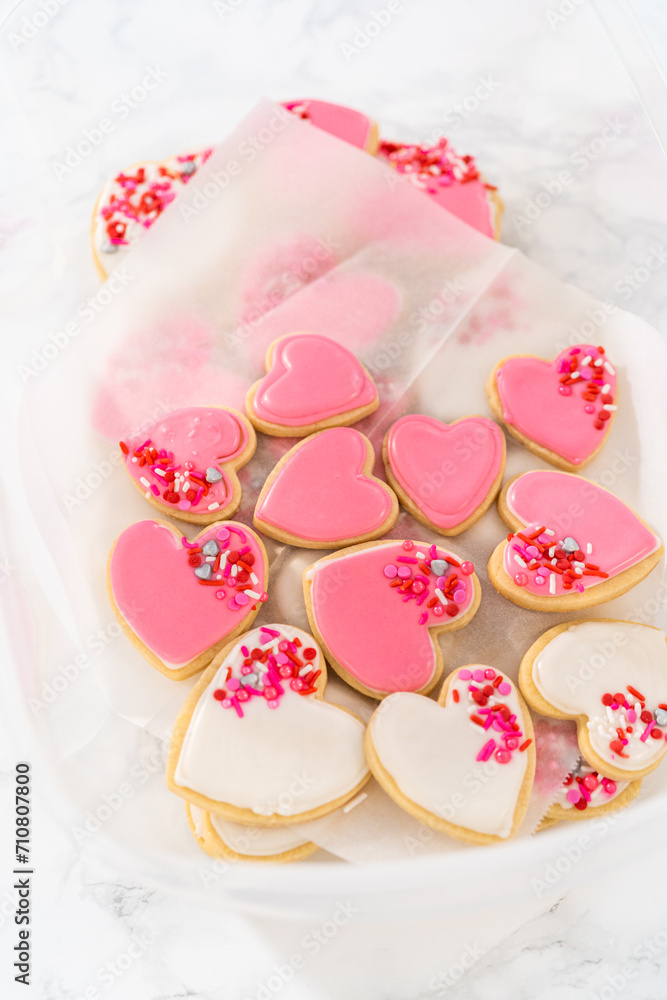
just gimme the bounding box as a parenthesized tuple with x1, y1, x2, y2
(18, 101, 667, 863)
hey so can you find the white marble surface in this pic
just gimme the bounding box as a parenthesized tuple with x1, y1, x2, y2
(2, 0, 667, 997)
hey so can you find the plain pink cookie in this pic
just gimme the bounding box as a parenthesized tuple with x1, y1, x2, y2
(487, 344, 618, 471)
(489, 470, 663, 611)
(245, 333, 379, 436)
(254, 427, 398, 547)
(119, 406, 256, 524)
(108, 519, 269, 679)
(304, 538, 481, 698)
(383, 415, 505, 534)
(378, 138, 501, 239)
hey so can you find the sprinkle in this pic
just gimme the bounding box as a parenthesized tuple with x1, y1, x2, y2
(208, 502, 220, 510)
(604, 361, 615, 375)
(476, 739, 496, 762)
(434, 588, 446, 604)
(342, 792, 368, 813)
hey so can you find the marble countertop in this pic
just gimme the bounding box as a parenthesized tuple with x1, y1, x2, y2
(2, 0, 667, 997)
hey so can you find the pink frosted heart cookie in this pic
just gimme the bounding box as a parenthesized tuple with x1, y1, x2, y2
(246, 333, 379, 436)
(304, 538, 481, 699)
(283, 98, 379, 152)
(366, 665, 535, 844)
(489, 470, 662, 611)
(107, 520, 268, 680)
(120, 406, 256, 524)
(167, 624, 370, 823)
(487, 343, 618, 471)
(254, 427, 398, 548)
(383, 414, 505, 534)
(520, 619, 667, 781)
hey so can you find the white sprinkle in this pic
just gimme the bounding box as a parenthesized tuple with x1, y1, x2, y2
(183, 481, 190, 491)
(549, 573, 556, 595)
(435, 588, 447, 604)
(574, 568, 583, 576)
(154, 467, 166, 477)
(139, 476, 150, 488)
(514, 555, 527, 568)
(602, 383, 611, 393)
(145, 491, 151, 499)
(415, 551, 426, 559)
(250, 572, 258, 585)
(343, 792, 368, 814)
(597, 724, 607, 737)
(231, 564, 238, 577)
(581, 355, 592, 366)
(219, 551, 228, 569)
(604, 361, 615, 375)
(208, 502, 220, 510)
(570, 371, 581, 379)
(586, 543, 593, 554)
(573, 561, 585, 569)
(594, 358, 603, 367)
(603, 404, 617, 411)
(548, 546, 556, 557)
(545, 528, 555, 536)
(244, 590, 261, 600)
(606, 706, 616, 725)
(131, 457, 138, 463)
(206, 556, 215, 563)
(551, 558, 558, 566)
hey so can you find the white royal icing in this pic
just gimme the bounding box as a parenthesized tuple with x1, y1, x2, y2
(190, 806, 310, 856)
(174, 625, 368, 816)
(369, 666, 530, 838)
(532, 621, 667, 772)
(553, 760, 629, 811)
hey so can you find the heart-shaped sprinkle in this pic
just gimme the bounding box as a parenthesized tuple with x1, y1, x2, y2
(202, 540, 219, 557)
(169, 624, 369, 819)
(195, 564, 212, 580)
(205, 467, 223, 483)
(254, 427, 396, 546)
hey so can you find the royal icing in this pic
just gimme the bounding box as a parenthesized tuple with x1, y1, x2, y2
(385, 415, 504, 530)
(173, 625, 368, 815)
(283, 98, 377, 150)
(532, 621, 667, 772)
(190, 805, 310, 856)
(502, 471, 661, 597)
(94, 149, 213, 263)
(378, 138, 498, 238)
(109, 521, 267, 669)
(369, 667, 530, 837)
(120, 407, 251, 516)
(250, 334, 378, 429)
(494, 344, 617, 466)
(553, 761, 628, 812)
(306, 539, 476, 695)
(255, 428, 394, 543)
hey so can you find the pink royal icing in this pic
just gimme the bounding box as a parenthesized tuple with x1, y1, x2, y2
(251, 334, 378, 428)
(120, 407, 250, 515)
(503, 471, 661, 598)
(306, 540, 476, 694)
(385, 415, 504, 530)
(378, 138, 498, 238)
(109, 521, 267, 669)
(283, 98, 376, 150)
(256, 428, 394, 542)
(495, 345, 617, 466)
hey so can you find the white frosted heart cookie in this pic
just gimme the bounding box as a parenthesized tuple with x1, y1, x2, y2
(185, 803, 318, 864)
(520, 619, 667, 781)
(365, 665, 535, 845)
(543, 759, 640, 825)
(167, 624, 370, 824)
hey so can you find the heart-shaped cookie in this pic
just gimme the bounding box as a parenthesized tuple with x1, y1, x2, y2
(254, 427, 398, 547)
(284, 98, 379, 152)
(520, 620, 667, 781)
(383, 415, 505, 534)
(304, 538, 481, 698)
(366, 665, 535, 844)
(245, 333, 379, 436)
(167, 624, 370, 823)
(488, 470, 662, 611)
(185, 803, 318, 864)
(544, 759, 640, 825)
(108, 520, 268, 680)
(91, 147, 213, 278)
(486, 343, 618, 471)
(120, 406, 256, 524)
